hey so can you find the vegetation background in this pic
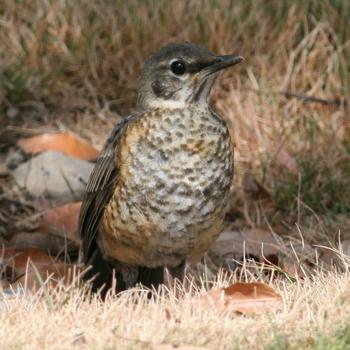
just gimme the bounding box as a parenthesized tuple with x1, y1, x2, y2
(0, 0, 349, 349)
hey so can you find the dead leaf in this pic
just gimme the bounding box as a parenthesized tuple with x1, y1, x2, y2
(7, 232, 78, 256)
(200, 282, 282, 314)
(1, 247, 55, 284)
(40, 202, 81, 243)
(211, 228, 280, 263)
(10, 202, 82, 244)
(282, 259, 305, 278)
(1, 247, 81, 291)
(17, 132, 100, 161)
(1, 247, 55, 277)
(315, 240, 350, 267)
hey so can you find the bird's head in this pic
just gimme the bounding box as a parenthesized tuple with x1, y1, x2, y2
(137, 42, 243, 110)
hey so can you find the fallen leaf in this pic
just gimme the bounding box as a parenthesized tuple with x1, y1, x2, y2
(211, 228, 280, 263)
(1, 247, 55, 277)
(315, 240, 350, 267)
(282, 259, 305, 278)
(7, 232, 78, 256)
(8, 202, 81, 244)
(17, 132, 100, 161)
(40, 202, 81, 243)
(200, 282, 282, 314)
(1, 247, 81, 291)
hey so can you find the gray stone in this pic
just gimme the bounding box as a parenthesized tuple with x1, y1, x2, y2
(12, 151, 93, 204)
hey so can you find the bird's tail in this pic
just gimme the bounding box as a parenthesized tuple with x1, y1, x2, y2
(83, 246, 117, 296)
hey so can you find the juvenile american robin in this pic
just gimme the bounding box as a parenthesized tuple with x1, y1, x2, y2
(79, 42, 243, 293)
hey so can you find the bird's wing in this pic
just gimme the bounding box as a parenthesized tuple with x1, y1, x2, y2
(78, 113, 138, 262)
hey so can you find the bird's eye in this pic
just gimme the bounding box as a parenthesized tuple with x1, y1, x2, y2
(170, 60, 186, 75)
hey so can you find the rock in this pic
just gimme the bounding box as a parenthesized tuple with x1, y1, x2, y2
(12, 151, 93, 204)
(5, 148, 25, 169)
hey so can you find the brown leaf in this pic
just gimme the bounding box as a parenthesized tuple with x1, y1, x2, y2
(315, 241, 350, 267)
(282, 259, 305, 278)
(9, 202, 81, 245)
(17, 132, 100, 161)
(1, 247, 81, 291)
(40, 202, 81, 243)
(200, 282, 282, 314)
(211, 228, 280, 263)
(7, 232, 78, 256)
(1, 247, 55, 273)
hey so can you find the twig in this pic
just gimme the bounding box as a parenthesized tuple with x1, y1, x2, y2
(245, 87, 347, 108)
(278, 90, 347, 107)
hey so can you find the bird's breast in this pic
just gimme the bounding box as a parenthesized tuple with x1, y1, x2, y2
(101, 107, 233, 266)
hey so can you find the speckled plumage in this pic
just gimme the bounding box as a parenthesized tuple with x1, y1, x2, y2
(79, 42, 242, 293)
(99, 105, 233, 268)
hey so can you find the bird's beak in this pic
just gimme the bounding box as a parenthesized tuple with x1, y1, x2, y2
(192, 54, 244, 102)
(203, 55, 244, 77)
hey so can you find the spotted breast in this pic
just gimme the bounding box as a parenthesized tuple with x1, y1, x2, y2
(99, 105, 234, 268)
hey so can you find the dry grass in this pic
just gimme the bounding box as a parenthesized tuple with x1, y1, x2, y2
(1, 0, 349, 109)
(1, 1, 350, 349)
(1, 0, 349, 236)
(1, 263, 350, 350)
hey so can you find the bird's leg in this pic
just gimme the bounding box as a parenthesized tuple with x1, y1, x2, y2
(121, 265, 139, 289)
(168, 260, 186, 281)
(113, 261, 139, 289)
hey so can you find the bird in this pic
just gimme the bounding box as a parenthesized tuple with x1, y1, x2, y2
(79, 42, 243, 294)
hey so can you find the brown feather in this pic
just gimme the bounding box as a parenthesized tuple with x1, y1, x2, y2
(78, 113, 138, 263)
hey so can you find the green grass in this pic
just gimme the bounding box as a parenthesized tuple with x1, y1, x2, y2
(275, 157, 350, 216)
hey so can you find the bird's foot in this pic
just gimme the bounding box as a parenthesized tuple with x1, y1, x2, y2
(112, 261, 139, 289)
(121, 265, 139, 289)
